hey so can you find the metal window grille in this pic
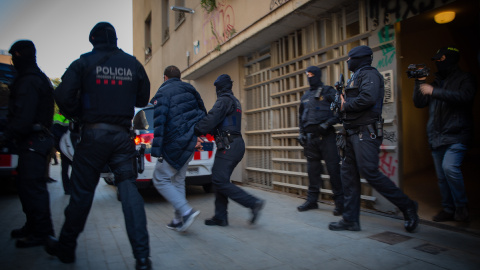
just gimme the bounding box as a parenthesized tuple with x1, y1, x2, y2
(243, 3, 377, 202)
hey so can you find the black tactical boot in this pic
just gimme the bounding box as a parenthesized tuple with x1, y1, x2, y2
(403, 201, 419, 233)
(136, 257, 152, 270)
(205, 217, 229, 227)
(250, 199, 265, 224)
(45, 236, 75, 263)
(297, 201, 318, 212)
(328, 219, 361, 231)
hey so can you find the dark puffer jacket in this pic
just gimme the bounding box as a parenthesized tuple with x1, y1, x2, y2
(150, 78, 206, 170)
(413, 67, 476, 149)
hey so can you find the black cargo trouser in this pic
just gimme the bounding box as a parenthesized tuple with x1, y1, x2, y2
(211, 138, 258, 221)
(341, 128, 413, 223)
(16, 133, 55, 238)
(58, 126, 149, 259)
(303, 131, 344, 206)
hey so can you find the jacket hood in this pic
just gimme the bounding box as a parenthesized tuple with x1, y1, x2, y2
(9, 40, 37, 73)
(89, 22, 117, 46)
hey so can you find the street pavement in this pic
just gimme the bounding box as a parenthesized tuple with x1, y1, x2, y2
(1, 164, 479, 270)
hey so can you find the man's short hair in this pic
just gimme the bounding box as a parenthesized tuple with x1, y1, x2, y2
(164, 65, 181, 79)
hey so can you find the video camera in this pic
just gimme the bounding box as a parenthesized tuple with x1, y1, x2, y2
(406, 64, 430, 79)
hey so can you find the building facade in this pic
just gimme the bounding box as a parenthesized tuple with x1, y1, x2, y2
(133, 0, 480, 214)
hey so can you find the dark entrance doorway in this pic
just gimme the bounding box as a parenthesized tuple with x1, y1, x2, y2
(398, 0, 480, 233)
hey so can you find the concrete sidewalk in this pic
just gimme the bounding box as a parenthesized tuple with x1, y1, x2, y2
(1, 164, 479, 270)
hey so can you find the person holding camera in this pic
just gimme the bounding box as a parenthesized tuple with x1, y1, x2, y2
(329, 45, 419, 233)
(46, 22, 152, 270)
(412, 46, 476, 222)
(296, 66, 344, 215)
(194, 74, 265, 227)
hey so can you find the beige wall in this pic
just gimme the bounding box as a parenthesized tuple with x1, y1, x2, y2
(189, 0, 273, 63)
(132, 0, 479, 209)
(0, 55, 11, 64)
(133, 0, 303, 99)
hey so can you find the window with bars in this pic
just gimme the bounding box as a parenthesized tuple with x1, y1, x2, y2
(243, 4, 376, 202)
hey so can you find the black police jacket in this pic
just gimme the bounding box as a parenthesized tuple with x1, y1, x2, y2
(413, 67, 476, 149)
(342, 66, 384, 129)
(55, 44, 150, 127)
(6, 65, 54, 141)
(299, 85, 339, 134)
(195, 88, 243, 161)
(195, 89, 241, 136)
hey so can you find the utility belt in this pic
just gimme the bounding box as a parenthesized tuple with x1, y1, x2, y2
(84, 123, 129, 132)
(215, 129, 241, 150)
(84, 123, 134, 139)
(345, 120, 383, 139)
(305, 128, 334, 138)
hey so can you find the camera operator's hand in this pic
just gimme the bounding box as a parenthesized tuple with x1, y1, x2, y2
(420, 83, 433, 95)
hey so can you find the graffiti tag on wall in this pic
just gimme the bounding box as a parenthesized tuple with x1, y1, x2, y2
(379, 150, 398, 178)
(383, 130, 397, 143)
(376, 25, 396, 69)
(202, 0, 235, 52)
(371, 0, 450, 69)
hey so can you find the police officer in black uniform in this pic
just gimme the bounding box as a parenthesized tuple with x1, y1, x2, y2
(45, 22, 151, 270)
(2, 40, 55, 248)
(297, 66, 344, 215)
(195, 74, 265, 226)
(328, 45, 418, 233)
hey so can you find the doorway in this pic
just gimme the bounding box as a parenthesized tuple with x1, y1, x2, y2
(398, 0, 480, 233)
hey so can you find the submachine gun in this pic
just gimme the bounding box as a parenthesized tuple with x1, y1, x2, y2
(330, 73, 347, 159)
(330, 73, 345, 119)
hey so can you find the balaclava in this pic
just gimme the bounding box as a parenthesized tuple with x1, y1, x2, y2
(432, 46, 460, 79)
(9, 40, 36, 73)
(306, 66, 322, 89)
(347, 45, 373, 72)
(89, 22, 117, 46)
(214, 74, 233, 96)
